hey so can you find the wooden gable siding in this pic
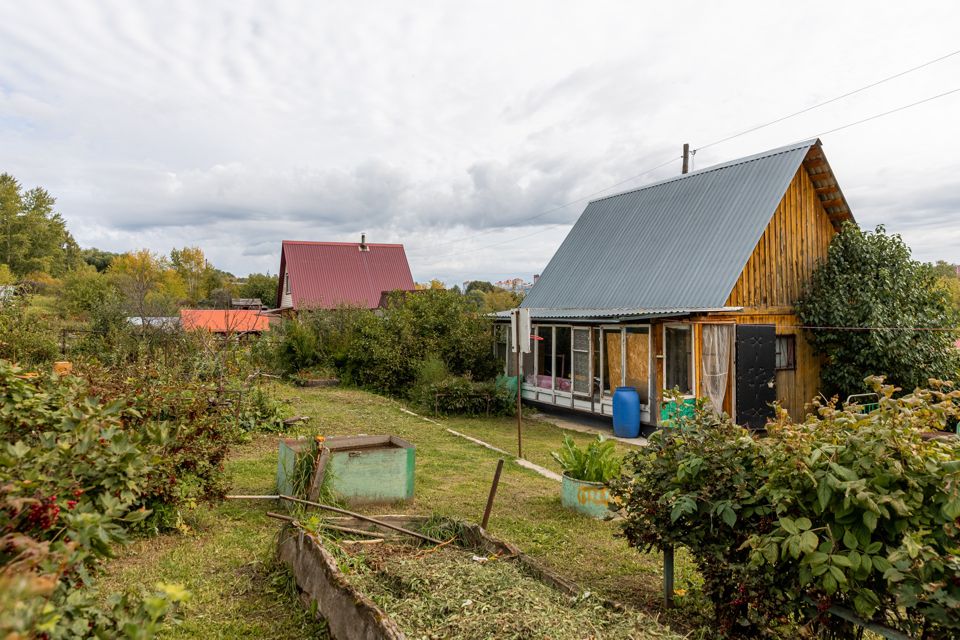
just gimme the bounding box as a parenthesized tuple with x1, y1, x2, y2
(714, 164, 837, 421)
(725, 165, 836, 308)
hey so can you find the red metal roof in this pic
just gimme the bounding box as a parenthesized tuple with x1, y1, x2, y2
(180, 309, 271, 333)
(278, 241, 416, 309)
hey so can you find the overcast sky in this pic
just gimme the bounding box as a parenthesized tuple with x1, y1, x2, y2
(1, 1, 958, 284)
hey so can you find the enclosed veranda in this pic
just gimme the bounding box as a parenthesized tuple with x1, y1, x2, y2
(496, 310, 741, 427)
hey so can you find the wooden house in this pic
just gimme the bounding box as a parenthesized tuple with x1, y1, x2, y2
(497, 139, 853, 428)
(275, 235, 416, 313)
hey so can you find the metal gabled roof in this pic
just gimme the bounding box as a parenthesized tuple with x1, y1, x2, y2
(522, 139, 847, 311)
(494, 306, 741, 322)
(278, 240, 416, 310)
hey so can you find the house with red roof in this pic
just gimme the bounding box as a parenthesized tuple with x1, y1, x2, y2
(275, 235, 416, 312)
(180, 309, 271, 334)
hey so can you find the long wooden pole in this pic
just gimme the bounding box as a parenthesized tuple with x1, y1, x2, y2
(515, 309, 523, 459)
(278, 495, 443, 545)
(682, 143, 690, 174)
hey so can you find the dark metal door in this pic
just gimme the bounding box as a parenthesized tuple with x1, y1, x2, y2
(735, 324, 776, 429)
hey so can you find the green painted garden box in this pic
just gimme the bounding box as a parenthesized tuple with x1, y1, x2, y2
(276, 435, 415, 504)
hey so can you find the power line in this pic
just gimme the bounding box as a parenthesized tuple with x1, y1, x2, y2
(419, 52, 960, 262)
(805, 86, 960, 138)
(426, 223, 570, 260)
(694, 47, 960, 152)
(688, 321, 960, 333)
(409, 154, 680, 254)
(430, 85, 960, 261)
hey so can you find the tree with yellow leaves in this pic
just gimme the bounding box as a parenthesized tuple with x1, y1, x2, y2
(108, 250, 186, 320)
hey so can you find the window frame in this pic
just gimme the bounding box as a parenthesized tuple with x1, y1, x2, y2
(775, 334, 796, 371)
(663, 323, 695, 398)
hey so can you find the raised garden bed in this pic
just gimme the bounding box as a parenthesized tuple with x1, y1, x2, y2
(277, 515, 680, 640)
(277, 435, 415, 504)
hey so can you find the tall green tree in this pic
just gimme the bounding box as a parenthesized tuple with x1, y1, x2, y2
(796, 224, 960, 396)
(0, 173, 82, 277)
(237, 273, 278, 307)
(81, 247, 120, 272)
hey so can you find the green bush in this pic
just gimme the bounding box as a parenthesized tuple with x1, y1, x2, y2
(551, 435, 621, 483)
(609, 381, 960, 638)
(0, 361, 187, 638)
(271, 317, 322, 374)
(340, 290, 498, 396)
(412, 375, 514, 417)
(0, 295, 59, 365)
(796, 224, 960, 396)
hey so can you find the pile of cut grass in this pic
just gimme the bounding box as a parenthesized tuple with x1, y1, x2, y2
(345, 542, 682, 640)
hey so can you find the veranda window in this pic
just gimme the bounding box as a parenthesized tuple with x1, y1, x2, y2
(571, 328, 591, 396)
(554, 327, 572, 392)
(664, 325, 693, 396)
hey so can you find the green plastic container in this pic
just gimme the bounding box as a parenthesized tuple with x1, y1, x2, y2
(496, 374, 520, 399)
(660, 398, 696, 427)
(560, 473, 612, 519)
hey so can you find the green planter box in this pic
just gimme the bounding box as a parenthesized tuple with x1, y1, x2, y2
(560, 473, 612, 519)
(277, 435, 415, 504)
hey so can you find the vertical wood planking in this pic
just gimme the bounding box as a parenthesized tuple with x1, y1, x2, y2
(718, 165, 839, 420)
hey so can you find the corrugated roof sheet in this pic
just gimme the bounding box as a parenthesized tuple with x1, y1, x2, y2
(180, 309, 270, 333)
(522, 139, 837, 311)
(494, 307, 741, 321)
(278, 241, 416, 310)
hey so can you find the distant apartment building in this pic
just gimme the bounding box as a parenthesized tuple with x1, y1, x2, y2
(495, 275, 539, 293)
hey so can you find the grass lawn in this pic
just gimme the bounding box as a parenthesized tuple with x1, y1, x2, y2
(100, 384, 710, 638)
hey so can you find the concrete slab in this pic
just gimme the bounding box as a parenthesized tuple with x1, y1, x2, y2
(530, 408, 649, 448)
(399, 407, 562, 482)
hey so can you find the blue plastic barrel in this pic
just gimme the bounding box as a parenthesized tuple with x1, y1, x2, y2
(612, 386, 641, 438)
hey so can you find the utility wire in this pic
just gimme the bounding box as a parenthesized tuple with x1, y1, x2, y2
(409, 154, 680, 254)
(687, 321, 960, 333)
(694, 47, 960, 152)
(431, 85, 960, 261)
(805, 86, 960, 138)
(420, 52, 960, 261)
(426, 224, 570, 260)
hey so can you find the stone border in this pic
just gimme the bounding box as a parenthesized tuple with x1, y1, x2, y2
(277, 515, 626, 639)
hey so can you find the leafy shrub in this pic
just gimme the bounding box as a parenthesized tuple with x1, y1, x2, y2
(237, 386, 287, 433)
(412, 375, 514, 417)
(270, 317, 322, 374)
(797, 224, 960, 396)
(77, 361, 238, 530)
(0, 361, 187, 638)
(340, 290, 498, 395)
(0, 295, 59, 365)
(610, 381, 960, 638)
(552, 435, 622, 483)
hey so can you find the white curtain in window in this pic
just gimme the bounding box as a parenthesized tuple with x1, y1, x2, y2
(701, 324, 733, 413)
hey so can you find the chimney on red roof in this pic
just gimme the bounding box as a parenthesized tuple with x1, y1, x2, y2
(360, 233, 369, 252)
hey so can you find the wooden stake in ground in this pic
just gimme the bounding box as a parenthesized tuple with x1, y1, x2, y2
(481, 459, 504, 530)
